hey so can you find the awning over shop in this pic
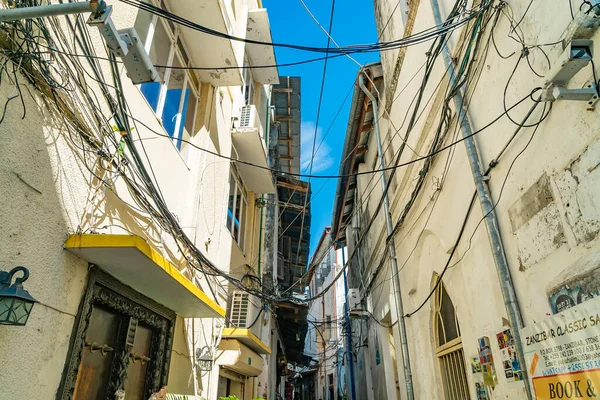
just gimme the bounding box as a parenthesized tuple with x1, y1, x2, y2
(216, 339, 264, 377)
(246, 9, 279, 85)
(64, 234, 225, 318)
(221, 328, 271, 354)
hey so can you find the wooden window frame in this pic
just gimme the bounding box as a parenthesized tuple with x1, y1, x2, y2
(226, 165, 248, 252)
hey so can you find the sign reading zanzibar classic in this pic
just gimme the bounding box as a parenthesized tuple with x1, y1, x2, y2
(521, 296, 600, 399)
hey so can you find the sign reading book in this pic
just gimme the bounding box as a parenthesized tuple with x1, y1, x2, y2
(521, 296, 600, 399)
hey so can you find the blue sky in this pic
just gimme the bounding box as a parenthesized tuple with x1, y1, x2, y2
(263, 0, 379, 258)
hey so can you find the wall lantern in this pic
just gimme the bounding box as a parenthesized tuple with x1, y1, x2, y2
(0, 266, 37, 326)
(195, 346, 213, 372)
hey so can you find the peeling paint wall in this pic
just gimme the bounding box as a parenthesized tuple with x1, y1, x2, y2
(508, 173, 567, 270)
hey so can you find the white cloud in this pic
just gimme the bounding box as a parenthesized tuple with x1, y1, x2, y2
(300, 121, 334, 174)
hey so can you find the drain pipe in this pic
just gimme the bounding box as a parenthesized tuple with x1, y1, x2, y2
(359, 74, 415, 400)
(430, 0, 532, 398)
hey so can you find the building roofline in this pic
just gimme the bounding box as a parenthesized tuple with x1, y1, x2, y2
(331, 63, 384, 244)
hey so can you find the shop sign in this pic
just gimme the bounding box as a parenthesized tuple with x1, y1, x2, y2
(521, 297, 600, 399)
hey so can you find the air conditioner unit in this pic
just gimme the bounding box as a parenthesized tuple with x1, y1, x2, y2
(230, 291, 250, 328)
(347, 288, 361, 311)
(239, 105, 260, 130)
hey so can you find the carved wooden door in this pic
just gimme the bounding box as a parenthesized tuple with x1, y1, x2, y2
(59, 270, 175, 400)
(72, 307, 157, 400)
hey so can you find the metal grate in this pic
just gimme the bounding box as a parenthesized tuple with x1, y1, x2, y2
(229, 291, 249, 328)
(438, 346, 470, 400)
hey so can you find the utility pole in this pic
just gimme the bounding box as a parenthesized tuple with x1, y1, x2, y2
(335, 241, 356, 400)
(358, 75, 415, 400)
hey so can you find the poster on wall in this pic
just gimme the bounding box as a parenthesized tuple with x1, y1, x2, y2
(520, 296, 600, 399)
(496, 328, 524, 382)
(471, 357, 489, 400)
(549, 284, 600, 314)
(478, 336, 498, 388)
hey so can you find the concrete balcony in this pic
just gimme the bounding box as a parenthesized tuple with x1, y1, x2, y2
(168, 0, 244, 86)
(64, 234, 225, 318)
(232, 104, 275, 194)
(246, 9, 279, 85)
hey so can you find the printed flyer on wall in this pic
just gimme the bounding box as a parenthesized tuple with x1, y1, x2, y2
(520, 296, 600, 399)
(497, 327, 524, 382)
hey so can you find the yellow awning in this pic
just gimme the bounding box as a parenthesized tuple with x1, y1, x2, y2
(221, 327, 271, 354)
(64, 234, 225, 318)
(216, 339, 264, 377)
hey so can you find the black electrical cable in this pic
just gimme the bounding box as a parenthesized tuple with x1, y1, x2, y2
(405, 101, 549, 318)
(569, 0, 576, 19)
(292, 0, 337, 294)
(2, 0, 548, 310)
(404, 192, 476, 317)
(124, 86, 537, 182)
(119, 0, 491, 55)
(368, 4, 500, 300)
(364, 3, 492, 302)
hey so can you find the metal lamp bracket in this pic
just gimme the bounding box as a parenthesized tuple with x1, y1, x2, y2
(541, 39, 599, 110)
(0, 1, 158, 84)
(0, 266, 29, 286)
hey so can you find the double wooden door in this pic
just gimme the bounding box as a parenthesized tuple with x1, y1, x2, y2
(59, 269, 175, 400)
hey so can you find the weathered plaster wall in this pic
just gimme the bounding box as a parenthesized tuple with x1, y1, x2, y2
(0, 62, 90, 400)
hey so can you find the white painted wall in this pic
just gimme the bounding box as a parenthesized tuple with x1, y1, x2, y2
(304, 246, 341, 400)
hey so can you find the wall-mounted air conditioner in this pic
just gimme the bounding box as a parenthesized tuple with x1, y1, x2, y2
(239, 105, 260, 130)
(347, 288, 361, 311)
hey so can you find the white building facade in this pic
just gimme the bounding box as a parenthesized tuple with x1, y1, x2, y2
(0, 0, 281, 399)
(332, 0, 600, 399)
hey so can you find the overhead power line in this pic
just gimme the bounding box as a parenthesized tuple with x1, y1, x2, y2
(127, 88, 539, 180)
(119, 0, 490, 55)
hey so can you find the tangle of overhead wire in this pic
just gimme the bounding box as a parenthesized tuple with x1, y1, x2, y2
(405, 101, 549, 317)
(119, 0, 491, 55)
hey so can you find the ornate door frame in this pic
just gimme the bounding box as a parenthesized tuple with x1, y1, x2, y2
(57, 266, 176, 400)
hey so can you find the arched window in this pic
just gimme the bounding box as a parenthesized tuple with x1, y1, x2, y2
(433, 279, 470, 399)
